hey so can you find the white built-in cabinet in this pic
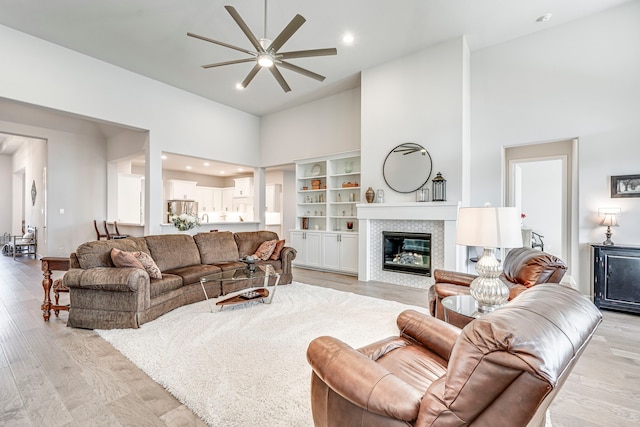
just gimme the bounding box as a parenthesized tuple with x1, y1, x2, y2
(291, 151, 360, 275)
(321, 232, 359, 274)
(290, 231, 323, 268)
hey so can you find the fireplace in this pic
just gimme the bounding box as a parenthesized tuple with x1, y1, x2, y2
(383, 231, 431, 276)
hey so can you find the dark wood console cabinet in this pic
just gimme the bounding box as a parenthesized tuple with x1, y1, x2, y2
(592, 244, 640, 315)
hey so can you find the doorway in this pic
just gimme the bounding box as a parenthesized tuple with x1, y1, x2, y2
(504, 139, 578, 274)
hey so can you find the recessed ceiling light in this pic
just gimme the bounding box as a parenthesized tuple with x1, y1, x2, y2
(536, 13, 552, 23)
(236, 83, 245, 90)
(238, 168, 244, 172)
(204, 162, 210, 167)
(186, 165, 192, 170)
(342, 33, 354, 44)
(220, 171, 225, 174)
(161, 155, 167, 160)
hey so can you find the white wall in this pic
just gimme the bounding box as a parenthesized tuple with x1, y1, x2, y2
(471, 1, 640, 294)
(0, 155, 11, 234)
(0, 23, 260, 251)
(1, 119, 107, 256)
(361, 37, 469, 204)
(260, 88, 361, 167)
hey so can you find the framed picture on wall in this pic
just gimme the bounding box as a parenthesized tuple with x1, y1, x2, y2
(611, 174, 640, 198)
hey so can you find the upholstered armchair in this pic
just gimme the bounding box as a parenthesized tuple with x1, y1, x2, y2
(307, 284, 602, 427)
(428, 247, 567, 326)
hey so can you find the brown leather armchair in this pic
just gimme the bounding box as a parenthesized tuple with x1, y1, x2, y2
(307, 284, 602, 427)
(428, 247, 567, 327)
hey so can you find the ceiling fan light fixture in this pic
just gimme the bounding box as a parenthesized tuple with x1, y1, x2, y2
(257, 53, 274, 67)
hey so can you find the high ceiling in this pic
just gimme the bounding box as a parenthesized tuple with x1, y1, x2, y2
(0, 0, 632, 117)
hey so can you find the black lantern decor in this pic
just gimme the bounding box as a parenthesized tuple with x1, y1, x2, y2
(432, 172, 447, 201)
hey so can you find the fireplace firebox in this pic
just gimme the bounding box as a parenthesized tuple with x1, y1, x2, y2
(383, 231, 431, 276)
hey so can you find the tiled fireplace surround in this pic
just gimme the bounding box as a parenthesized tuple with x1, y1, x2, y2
(357, 202, 463, 288)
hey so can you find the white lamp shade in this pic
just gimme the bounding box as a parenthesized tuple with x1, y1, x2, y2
(456, 207, 523, 248)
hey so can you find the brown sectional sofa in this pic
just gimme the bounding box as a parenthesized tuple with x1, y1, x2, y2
(63, 230, 296, 329)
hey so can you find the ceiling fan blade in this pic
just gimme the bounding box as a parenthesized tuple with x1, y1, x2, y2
(268, 14, 306, 53)
(187, 32, 255, 56)
(278, 48, 337, 59)
(224, 6, 265, 53)
(278, 61, 326, 82)
(241, 63, 262, 89)
(202, 58, 256, 69)
(269, 66, 292, 92)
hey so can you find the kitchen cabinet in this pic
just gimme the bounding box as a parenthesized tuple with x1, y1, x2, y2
(322, 232, 359, 274)
(165, 179, 197, 200)
(233, 177, 253, 198)
(222, 188, 234, 212)
(196, 186, 223, 213)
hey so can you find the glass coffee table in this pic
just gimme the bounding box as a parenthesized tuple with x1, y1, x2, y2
(441, 295, 483, 323)
(200, 263, 281, 312)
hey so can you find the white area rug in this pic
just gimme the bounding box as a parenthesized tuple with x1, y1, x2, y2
(97, 282, 425, 426)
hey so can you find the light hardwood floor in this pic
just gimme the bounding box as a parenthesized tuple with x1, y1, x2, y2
(0, 255, 639, 426)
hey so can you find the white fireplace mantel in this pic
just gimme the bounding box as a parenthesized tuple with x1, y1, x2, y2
(357, 202, 464, 286)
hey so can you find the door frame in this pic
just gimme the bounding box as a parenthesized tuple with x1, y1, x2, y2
(504, 139, 578, 276)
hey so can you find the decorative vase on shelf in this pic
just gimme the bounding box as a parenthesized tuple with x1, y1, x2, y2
(365, 187, 375, 203)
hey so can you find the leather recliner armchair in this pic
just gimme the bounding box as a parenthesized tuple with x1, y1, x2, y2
(428, 247, 567, 327)
(307, 284, 602, 427)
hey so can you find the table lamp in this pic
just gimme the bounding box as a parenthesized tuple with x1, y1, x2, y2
(598, 208, 620, 246)
(456, 206, 523, 312)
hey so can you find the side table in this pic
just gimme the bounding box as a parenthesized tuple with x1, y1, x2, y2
(441, 295, 483, 328)
(41, 257, 70, 321)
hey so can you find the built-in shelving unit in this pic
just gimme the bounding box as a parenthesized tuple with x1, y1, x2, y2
(292, 151, 360, 274)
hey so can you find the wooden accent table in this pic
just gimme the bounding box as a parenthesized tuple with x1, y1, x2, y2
(41, 257, 71, 321)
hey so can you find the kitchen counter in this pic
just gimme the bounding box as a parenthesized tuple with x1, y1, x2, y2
(160, 221, 260, 235)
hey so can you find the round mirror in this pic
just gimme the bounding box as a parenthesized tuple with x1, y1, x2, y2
(383, 143, 433, 193)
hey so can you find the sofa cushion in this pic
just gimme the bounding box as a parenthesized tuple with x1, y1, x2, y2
(111, 248, 145, 269)
(163, 264, 222, 286)
(145, 234, 201, 272)
(134, 251, 162, 279)
(253, 239, 277, 260)
(149, 273, 183, 299)
(234, 231, 280, 258)
(270, 239, 286, 260)
(193, 231, 240, 264)
(76, 237, 150, 269)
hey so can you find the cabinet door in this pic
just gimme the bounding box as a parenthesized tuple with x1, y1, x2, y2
(290, 231, 306, 265)
(212, 188, 223, 211)
(305, 232, 323, 268)
(322, 233, 341, 271)
(339, 233, 359, 274)
(222, 188, 234, 211)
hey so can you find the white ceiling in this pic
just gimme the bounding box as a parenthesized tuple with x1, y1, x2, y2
(0, 0, 632, 117)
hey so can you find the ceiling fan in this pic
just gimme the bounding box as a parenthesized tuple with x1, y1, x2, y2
(187, 1, 337, 92)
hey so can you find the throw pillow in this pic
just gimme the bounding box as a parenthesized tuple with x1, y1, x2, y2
(253, 239, 278, 261)
(111, 248, 145, 270)
(269, 239, 286, 260)
(134, 251, 163, 279)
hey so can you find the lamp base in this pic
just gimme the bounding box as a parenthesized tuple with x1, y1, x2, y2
(470, 248, 509, 313)
(603, 226, 614, 246)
